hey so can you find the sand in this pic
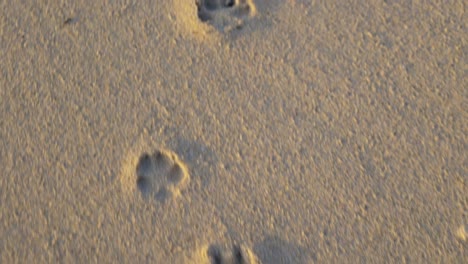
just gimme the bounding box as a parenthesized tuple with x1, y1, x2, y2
(0, 0, 466, 263)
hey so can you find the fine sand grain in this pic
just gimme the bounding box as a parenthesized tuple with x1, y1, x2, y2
(1, 0, 466, 263)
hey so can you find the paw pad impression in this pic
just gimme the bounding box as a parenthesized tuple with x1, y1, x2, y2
(136, 149, 190, 201)
(196, 0, 256, 32)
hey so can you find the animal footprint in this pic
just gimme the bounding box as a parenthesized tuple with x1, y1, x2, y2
(183, 243, 258, 264)
(196, 0, 256, 32)
(207, 244, 258, 264)
(135, 149, 189, 201)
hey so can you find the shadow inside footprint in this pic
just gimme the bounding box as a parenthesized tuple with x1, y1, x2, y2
(233, 245, 246, 264)
(225, 0, 235, 8)
(134, 149, 189, 201)
(196, 0, 256, 31)
(199, 0, 235, 11)
(136, 176, 150, 194)
(208, 245, 223, 264)
(136, 153, 152, 194)
(168, 164, 185, 183)
(207, 244, 253, 264)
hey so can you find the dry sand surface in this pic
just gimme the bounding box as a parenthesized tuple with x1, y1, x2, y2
(0, 0, 466, 263)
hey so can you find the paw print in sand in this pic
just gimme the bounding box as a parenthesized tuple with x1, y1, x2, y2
(196, 0, 256, 32)
(183, 243, 258, 264)
(136, 149, 189, 201)
(208, 244, 258, 264)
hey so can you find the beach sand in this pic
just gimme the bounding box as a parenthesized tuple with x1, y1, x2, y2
(0, 0, 466, 263)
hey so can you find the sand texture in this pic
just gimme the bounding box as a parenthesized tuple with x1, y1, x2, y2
(0, 0, 466, 263)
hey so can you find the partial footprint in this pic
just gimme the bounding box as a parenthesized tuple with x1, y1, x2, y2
(135, 149, 190, 201)
(196, 0, 257, 32)
(185, 243, 259, 264)
(172, 0, 283, 38)
(208, 244, 258, 264)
